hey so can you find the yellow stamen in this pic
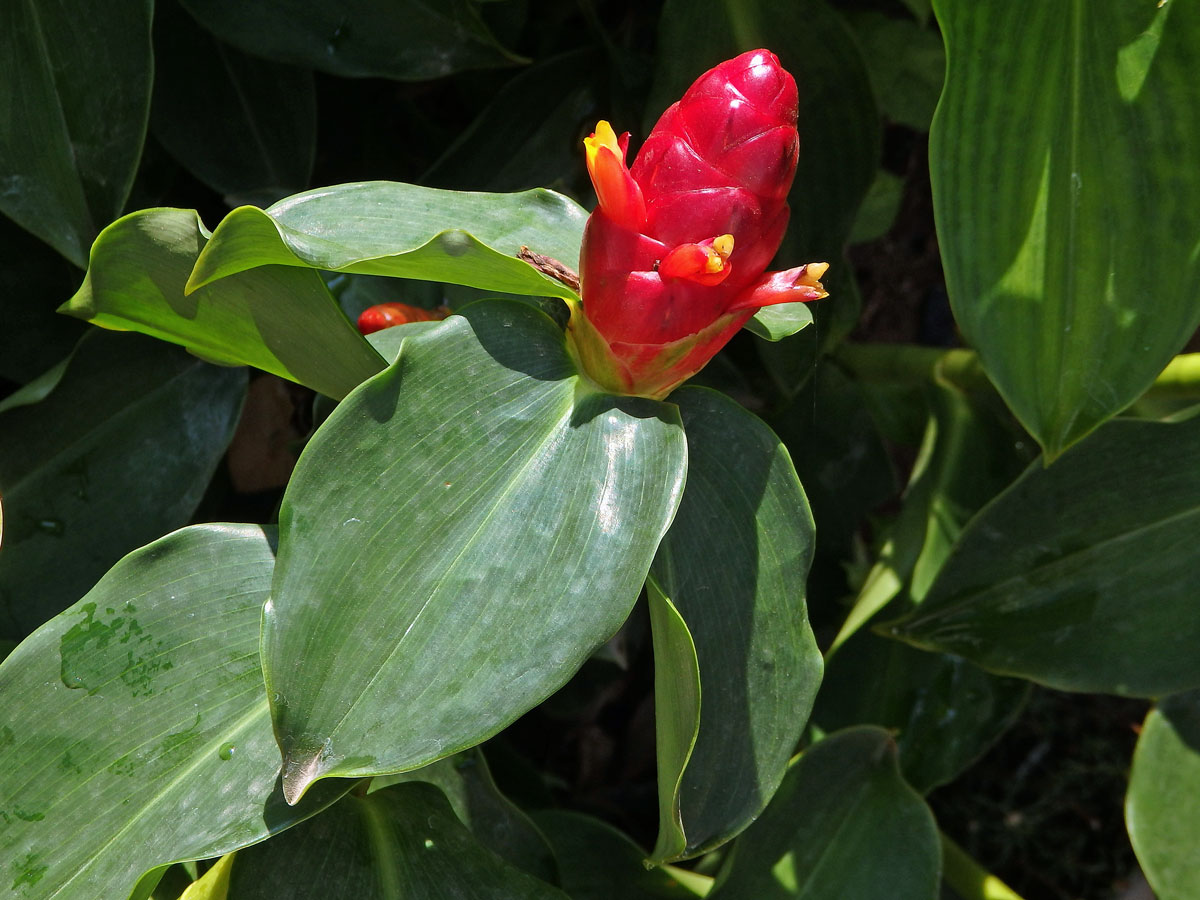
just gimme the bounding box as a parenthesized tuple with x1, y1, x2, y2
(703, 234, 735, 273)
(798, 262, 829, 286)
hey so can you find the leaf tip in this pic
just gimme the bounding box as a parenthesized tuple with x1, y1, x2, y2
(281, 746, 329, 806)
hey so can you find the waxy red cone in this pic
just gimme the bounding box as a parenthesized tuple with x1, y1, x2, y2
(570, 49, 828, 399)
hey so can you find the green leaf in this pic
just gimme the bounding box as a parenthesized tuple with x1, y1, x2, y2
(0, 216, 87, 384)
(0, 330, 246, 638)
(423, 48, 602, 195)
(226, 782, 567, 899)
(0, 0, 152, 266)
(769, 363, 896, 557)
(813, 630, 1028, 793)
(931, 0, 1200, 457)
(178, 0, 524, 81)
(649, 387, 823, 860)
(887, 414, 1200, 697)
(646, 580, 702, 862)
(1127, 690, 1200, 900)
(831, 381, 1025, 651)
(60, 208, 384, 400)
(178, 854, 234, 900)
(264, 300, 687, 803)
(743, 303, 814, 342)
(0, 525, 348, 900)
(848, 170, 905, 244)
(710, 728, 940, 900)
(371, 750, 558, 884)
(186, 184, 587, 303)
(532, 811, 704, 900)
(847, 12, 945, 132)
(150, 0, 316, 207)
(899, 0, 932, 25)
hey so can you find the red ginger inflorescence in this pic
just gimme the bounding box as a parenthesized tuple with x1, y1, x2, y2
(570, 49, 828, 399)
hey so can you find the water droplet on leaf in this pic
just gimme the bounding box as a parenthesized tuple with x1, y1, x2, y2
(37, 519, 64, 536)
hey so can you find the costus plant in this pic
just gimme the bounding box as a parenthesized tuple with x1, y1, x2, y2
(567, 49, 827, 398)
(2, 3, 1199, 900)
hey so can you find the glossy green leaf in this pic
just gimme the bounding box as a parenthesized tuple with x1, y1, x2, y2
(372, 751, 558, 884)
(650, 0, 879, 362)
(814, 629, 1028, 793)
(0, 216, 87, 384)
(887, 414, 1200, 696)
(931, 0, 1200, 457)
(743, 304, 814, 342)
(710, 727, 940, 899)
(264, 300, 687, 803)
(179, 0, 523, 81)
(1127, 690, 1200, 900)
(532, 811, 704, 900)
(0, 330, 246, 638)
(646, 580, 702, 861)
(226, 782, 567, 899)
(150, 0, 316, 207)
(60, 208, 384, 400)
(0, 525, 348, 900)
(187, 184, 586, 303)
(649, 387, 822, 860)
(847, 12, 945, 132)
(0, 0, 151, 266)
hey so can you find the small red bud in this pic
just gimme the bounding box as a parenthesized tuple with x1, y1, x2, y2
(357, 303, 449, 335)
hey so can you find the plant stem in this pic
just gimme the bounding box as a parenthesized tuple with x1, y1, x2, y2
(833, 343, 1200, 398)
(939, 832, 1027, 900)
(661, 864, 714, 897)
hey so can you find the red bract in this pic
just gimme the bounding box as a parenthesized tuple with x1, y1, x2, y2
(569, 49, 828, 399)
(357, 302, 448, 335)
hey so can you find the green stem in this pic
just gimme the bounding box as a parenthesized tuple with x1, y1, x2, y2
(833, 343, 1200, 398)
(939, 832, 1027, 900)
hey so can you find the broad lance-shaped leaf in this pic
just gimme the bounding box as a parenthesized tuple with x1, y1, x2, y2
(264, 300, 687, 803)
(185, 182, 588, 302)
(531, 811, 705, 900)
(814, 629, 1028, 794)
(0, 0, 151, 267)
(649, 387, 822, 861)
(370, 751, 557, 884)
(0, 525, 348, 900)
(61, 208, 384, 400)
(709, 728, 940, 900)
(1126, 690, 1200, 900)
(931, 0, 1200, 457)
(887, 413, 1200, 697)
(225, 782, 569, 900)
(150, 0, 316, 207)
(178, 0, 523, 82)
(0, 330, 246, 639)
(0, 215, 86, 385)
